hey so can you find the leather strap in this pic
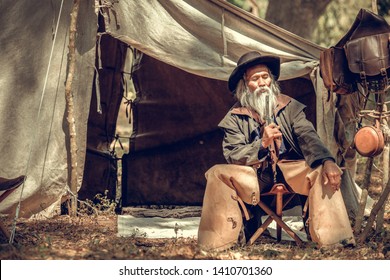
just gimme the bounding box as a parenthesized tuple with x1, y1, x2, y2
(232, 194, 250, 221)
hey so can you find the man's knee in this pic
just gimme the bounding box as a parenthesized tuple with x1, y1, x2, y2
(205, 164, 232, 179)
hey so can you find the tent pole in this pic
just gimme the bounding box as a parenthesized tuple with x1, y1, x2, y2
(65, 0, 80, 216)
(371, 0, 378, 14)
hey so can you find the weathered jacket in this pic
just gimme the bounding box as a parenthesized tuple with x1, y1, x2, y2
(218, 94, 334, 168)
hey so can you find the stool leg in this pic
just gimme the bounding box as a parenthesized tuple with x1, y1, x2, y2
(258, 200, 303, 246)
(276, 191, 283, 242)
(246, 216, 273, 246)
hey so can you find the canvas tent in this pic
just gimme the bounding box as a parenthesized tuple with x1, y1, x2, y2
(0, 0, 354, 218)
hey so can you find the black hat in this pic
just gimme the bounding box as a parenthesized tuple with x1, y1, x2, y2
(228, 51, 280, 92)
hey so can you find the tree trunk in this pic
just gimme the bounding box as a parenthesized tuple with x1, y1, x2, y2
(358, 171, 390, 243)
(377, 103, 389, 233)
(376, 143, 388, 233)
(65, 0, 80, 216)
(265, 0, 332, 40)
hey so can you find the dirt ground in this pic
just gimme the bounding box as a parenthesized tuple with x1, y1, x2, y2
(0, 157, 389, 260)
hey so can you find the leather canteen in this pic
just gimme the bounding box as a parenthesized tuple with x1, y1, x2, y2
(344, 33, 390, 78)
(354, 125, 385, 157)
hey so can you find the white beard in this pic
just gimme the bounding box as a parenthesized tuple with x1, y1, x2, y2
(239, 83, 279, 121)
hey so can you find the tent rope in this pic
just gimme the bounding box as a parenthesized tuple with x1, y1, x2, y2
(9, 0, 65, 245)
(94, 32, 110, 114)
(221, 8, 227, 64)
(94, 65, 103, 114)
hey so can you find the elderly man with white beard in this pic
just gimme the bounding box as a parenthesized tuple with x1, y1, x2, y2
(197, 51, 355, 251)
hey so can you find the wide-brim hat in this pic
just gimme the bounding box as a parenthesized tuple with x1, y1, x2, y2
(228, 51, 280, 93)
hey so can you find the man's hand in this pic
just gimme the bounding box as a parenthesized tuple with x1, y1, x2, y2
(322, 160, 343, 192)
(261, 123, 282, 148)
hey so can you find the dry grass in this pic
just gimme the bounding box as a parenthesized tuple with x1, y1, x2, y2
(0, 156, 389, 260)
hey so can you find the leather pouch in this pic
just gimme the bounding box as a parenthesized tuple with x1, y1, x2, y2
(344, 32, 390, 79)
(320, 46, 356, 94)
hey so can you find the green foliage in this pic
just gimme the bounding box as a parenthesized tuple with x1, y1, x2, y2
(227, 0, 268, 18)
(227, 0, 247, 10)
(313, 0, 372, 47)
(378, 0, 390, 16)
(228, 0, 390, 47)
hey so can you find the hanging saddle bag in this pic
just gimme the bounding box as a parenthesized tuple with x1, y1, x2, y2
(344, 32, 390, 87)
(320, 8, 390, 95)
(320, 46, 356, 94)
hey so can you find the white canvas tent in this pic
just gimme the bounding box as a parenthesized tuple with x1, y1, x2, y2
(0, 0, 351, 218)
(0, 0, 97, 217)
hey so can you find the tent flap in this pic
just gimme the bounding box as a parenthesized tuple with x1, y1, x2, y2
(103, 0, 323, 81)
(0, 0, 97, 216)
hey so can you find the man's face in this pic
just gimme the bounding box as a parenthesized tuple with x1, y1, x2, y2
(245, 64, 272, 93)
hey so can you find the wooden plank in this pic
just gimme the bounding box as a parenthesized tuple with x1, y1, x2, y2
(121, 206, 202, 218)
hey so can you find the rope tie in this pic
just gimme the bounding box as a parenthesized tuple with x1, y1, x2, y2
(110, 134, 124, 158)
(123, 97, 133, 124)
(98, 0, 120, 30)
(96, 33, 105, 70)
(94, 65, 103, 114)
